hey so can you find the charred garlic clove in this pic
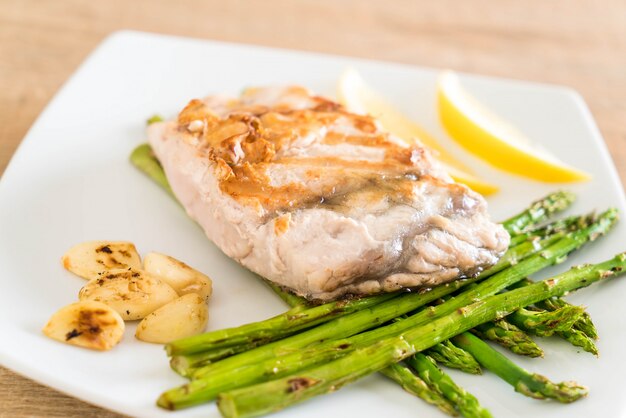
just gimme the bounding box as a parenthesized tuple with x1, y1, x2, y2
(78, 268, 178, 320)
(42, 301, 125, 351)
(62, 241, 142, 280)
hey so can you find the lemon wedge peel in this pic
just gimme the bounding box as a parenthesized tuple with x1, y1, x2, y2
(438, 71, 590, 183)
(337, 68, 499, 195)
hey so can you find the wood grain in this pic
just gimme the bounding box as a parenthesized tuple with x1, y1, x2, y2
(1, 0, 625, 416)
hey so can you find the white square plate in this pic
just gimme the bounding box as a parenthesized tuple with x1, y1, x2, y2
(1, 30, 625, 418)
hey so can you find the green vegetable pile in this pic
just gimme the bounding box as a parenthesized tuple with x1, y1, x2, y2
(131, 143, 625, 418)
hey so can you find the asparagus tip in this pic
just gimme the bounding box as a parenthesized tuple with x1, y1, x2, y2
(512, 305, 585, 337)
(515, 374, 588, 403)
(511, 343, 544, 358)
(156, 393, 176, 410)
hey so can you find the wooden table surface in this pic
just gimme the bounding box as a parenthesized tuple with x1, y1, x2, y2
(1, 0, 625, 416)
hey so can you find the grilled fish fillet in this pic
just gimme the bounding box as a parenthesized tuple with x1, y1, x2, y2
(148, 86, 509, 301)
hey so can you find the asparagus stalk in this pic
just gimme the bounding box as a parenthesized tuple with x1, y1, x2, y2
(187, 277, 474, 381)
(166, 292, 396, 356)
(273, 270, 480, 416)
(502, 191, 575, 235)
(160, 338, 359, 409)
(391, 314, 481, 376)
(170, 345, 252, 377)
(507, 305, 584, 337)
(472, 320, 543, 358)
(439, 282, 541, 359)
(486, 233, 563, 276)
(163, 320, 481, 408)
(161, 288, 480, 408)
(160, 281, 492, 406)
(216, 253, 626, 418)
(129, 144, 174, 197)
(162, 213, 616, 408)
(424, 339, 482, 375)
(380, 363, 458, 417)
(266, 282, 310, 309)
(408, 354, 492, 418)
(272, 274, 473, 416)
(508, 215, 585, 247)
(451, 332, 587, 402)
(530, 215, 588, 238)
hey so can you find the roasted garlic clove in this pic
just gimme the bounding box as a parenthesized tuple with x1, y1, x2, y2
(135, 293, 209, 344)
(143, 252, 212, 301)
(79, 268, 178, 320)
(43, 301, 125, 351)
(62, 241, 141, 280)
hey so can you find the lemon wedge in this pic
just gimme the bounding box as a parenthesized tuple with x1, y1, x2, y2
(337, 68, 499, 195)
(338, 68, 470, 171)
(438, 71, 590, 182)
